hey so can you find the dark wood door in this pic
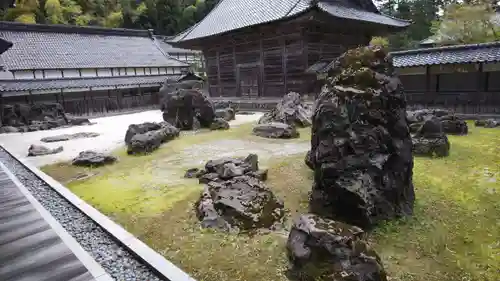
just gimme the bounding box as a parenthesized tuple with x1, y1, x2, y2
(238, 66, 260, 98)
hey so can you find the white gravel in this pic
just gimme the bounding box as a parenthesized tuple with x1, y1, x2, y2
(0, 110, 263, 167)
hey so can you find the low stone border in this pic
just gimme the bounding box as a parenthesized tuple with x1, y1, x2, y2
(0, 146, 196, 281)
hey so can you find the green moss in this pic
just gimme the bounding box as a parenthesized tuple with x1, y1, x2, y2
(42, 121, 500, 281)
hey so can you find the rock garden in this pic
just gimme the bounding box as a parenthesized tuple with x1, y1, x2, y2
(35, 46, 499, 281)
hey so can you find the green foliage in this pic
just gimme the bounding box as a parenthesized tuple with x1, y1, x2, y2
(44, 0, 63, 24)
(2, 0, 216, 35)
(370, 36, 389, 48)
(431, 1, 500, 45)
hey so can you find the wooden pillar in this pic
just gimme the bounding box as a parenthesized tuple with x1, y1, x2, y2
(83, 90, 88, 115)
(424, 66, 431, 109)
(259, 38, 264, 97)
(216, 50, 221, 97)
(0, 94, 4, 126)
(282, 38, 287, 95)
(476, 63, 484, 114)
(233, 47, 239, 97)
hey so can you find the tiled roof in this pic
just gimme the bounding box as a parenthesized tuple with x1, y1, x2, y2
(391, 41, 500, 67)
(154, 36, 200, 54)
(171, 0, 409, 42)
(0, 75, 178, 93)
(0, 21, 188, 70)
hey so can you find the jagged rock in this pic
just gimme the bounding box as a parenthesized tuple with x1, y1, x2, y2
(27, 144, 63, 157)
(406, 109, 468, 135)
(0, 126, 20, 134)
(1, 103, 68, 128)
(215, 108, 236, 121)
(305, 150, 314, 170)
(68, 117, 92, 126)
(252, 122, 299, 139)
(199, 172, 220, 184)
(125, 122, 164, 145)
(210, 118, 230, 130)
(412, 119, 450, 157)
(258, 92, 312, 127)
(41, 132, 100, 143)
(195, 175, 285, 232)
(72, 151, 117, 167)
(286, 214, 387, 281)
(127, 122, 180, 155)
(475, 119, 499, 128)
(184, 168, 201, 178)
(406, 108, 449, 123)
(309, 47, 415, 229)
(160, 88, 215, 130)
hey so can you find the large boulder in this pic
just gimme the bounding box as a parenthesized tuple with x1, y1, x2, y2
(127, 122, 180, 155)
(0, 126, 20, 134)
(195, 175, 284, 232)
(190, 154, 280, 232)
(1, 103, 68, 128)
(27, 144, 63, 157)
(125, 122, 164, 145)
(72, 151, 117, 167)
(475, 119, 499, 128)
(309, 47, 415, 229)
(406, 109, 468, 135)
(287, 214, 387, 281)
(160, 88, 215, 130)
(215, 108, 236, 121)
(258, 92, 312, 127)
(209, 118, 230, 130)
(252, 122, 299, 139)
(412, 119, 450, 157)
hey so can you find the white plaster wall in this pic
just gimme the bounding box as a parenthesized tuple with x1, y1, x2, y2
(15, 70, 34, 79)
(81, 69, 97, 78)
(159, 68, 166, 75)
(34, 70, 43, 79)
(63, 69, 80, 78)
(44, 69, 62, 79)
(126, 68, 135, 76)
(136, 68, 145, 75)
(97, 68, 112, 77)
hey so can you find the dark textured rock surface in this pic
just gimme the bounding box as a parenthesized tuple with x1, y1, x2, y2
(0, 126, 20, 133)
(41, 132, 100, 143)
(305, 150, 314, 170)
(160, 88, 215, 130)
(309, 47, 415, 229)
(252, 122, 299, 139)
(258, 92, 312, 127)
(475, 119, 500, 128)
(67, 117, 92, 126)
(72, 151, 117, 167)
(190, 154, 283, 232)
(286, 214, 387, 281)
(215, 108, 236, 121)
(1, 103, 68, 129)
(406, 109, 468, 135)
(210, 118, 230, 130)
(412, 119, 450, 157)
(126, 122, 180, 155)
(27, 144, 63, 157)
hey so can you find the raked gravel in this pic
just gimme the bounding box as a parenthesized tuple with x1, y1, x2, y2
(0, 147, 165, 281)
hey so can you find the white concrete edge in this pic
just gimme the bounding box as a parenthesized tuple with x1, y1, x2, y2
(0, 161, 113, 281)
(0, 146, 197, 281)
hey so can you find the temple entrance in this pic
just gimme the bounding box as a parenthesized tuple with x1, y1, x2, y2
(237, 65, 260, 98)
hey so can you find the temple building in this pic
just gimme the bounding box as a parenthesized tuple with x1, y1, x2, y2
(169, 0, 409, 99)
(0, 21, 189, 115)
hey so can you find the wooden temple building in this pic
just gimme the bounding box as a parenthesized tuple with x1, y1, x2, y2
(391, 42, 500, 115)
(0, 21, 190, 115)
(170, 0, 410, 99)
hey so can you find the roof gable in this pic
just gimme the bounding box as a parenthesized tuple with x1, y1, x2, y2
(0, 21, 187, 70)
(171, 0, 409, 43)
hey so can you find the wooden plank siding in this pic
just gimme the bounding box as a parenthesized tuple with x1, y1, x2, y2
(198, 15, 373, 98)
(398, 63, 500, 114)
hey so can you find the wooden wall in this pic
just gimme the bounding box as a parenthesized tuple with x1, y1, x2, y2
(200, 15, 372, 98)
(2, 87, 161, 116)
(397, 63, 500, 114)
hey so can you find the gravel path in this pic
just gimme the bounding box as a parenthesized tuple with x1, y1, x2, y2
(0, 147, 167, 281)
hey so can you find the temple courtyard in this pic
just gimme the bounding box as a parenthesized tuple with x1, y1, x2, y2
(26, 113, 499, 281)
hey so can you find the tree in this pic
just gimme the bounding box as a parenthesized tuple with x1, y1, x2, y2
(432, 1, 500, 45)
(45, 0, 63, 23)
(156, 0, 182, 34)
(370, 36, 389, 48)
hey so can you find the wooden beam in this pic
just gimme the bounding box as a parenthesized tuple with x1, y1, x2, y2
(259, 38, 264, 97)
(216, 50, 221, 97)
(282, 38, 287, 94)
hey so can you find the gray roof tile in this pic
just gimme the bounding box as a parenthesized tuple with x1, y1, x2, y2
(0, 21, 188, 70)
(0, 75, 178, 93)
(172, 0, 409, 42)
(391, 41, 500, 67)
